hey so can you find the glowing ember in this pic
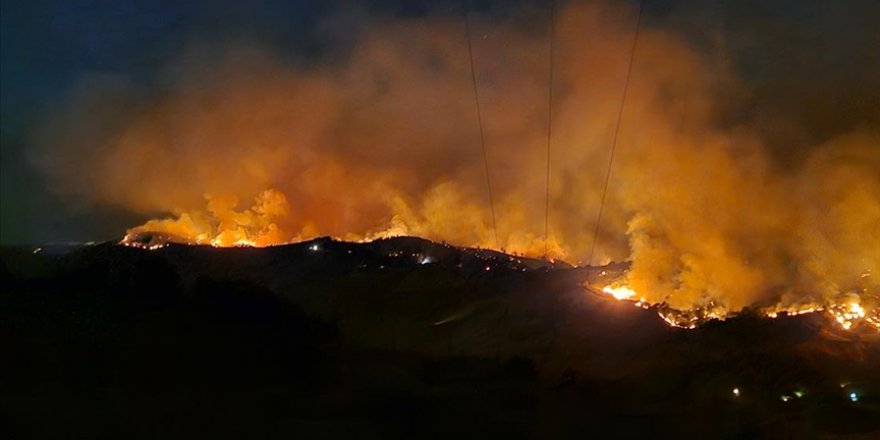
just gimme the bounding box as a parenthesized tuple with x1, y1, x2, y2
(828, 302, 867, 330)
(764, 305, 824, 319)
(594, 278, 879, 333)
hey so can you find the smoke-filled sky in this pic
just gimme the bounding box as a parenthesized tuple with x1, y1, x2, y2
(2, 0, 879, 312)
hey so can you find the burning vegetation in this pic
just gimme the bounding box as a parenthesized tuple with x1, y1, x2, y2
(34, 2, 879, 330)
(598, 281, 880, 332)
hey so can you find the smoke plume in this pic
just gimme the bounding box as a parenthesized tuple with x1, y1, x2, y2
(32, 1, 879, 315)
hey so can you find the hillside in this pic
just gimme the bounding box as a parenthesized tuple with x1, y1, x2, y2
(2, 238, 878, 438)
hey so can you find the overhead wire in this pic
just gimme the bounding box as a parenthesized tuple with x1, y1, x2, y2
(544, 0, 556, 258)
(464, 6, 500, 249)
(588, 0, 644, 265)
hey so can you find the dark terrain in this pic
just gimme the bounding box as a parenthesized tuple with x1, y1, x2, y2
(2, 237, 879, 439)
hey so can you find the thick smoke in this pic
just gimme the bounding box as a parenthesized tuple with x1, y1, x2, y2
(32, 1, 879, 314)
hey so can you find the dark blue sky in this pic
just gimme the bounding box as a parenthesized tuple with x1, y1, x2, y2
(2, 0, 878, 244)
(2, 0, 331, 244)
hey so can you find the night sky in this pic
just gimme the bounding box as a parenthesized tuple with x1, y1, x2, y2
(2, 0, 878, 245)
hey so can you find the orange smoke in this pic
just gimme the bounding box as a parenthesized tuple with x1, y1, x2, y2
(127, 189, 292, 247)
(33, 2, 879, 321)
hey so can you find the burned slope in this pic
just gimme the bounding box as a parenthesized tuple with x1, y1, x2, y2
(1, 238, 878, 438)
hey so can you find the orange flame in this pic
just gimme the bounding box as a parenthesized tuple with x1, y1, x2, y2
(30, 2, 872, 329)
(595, 281, 879, 332)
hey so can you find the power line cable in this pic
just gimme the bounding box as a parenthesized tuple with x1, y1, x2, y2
(544, 0, 556, 258)
(464, 7, 500, 248)
(588, 0, 643, 265)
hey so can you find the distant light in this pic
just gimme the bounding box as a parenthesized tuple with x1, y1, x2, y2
(850, 392, 859, 402)
(309, 244, 320, 252)
(793, 389, 805, 398)
(485, 266, 491, 271)
(780, 395, 791, 402)
(420, 256, 433, 265)
(33, 247, 42, 254)
(733, 388, 740, 397)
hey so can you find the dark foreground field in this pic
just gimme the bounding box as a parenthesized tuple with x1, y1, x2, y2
(2, 238, 879, 439)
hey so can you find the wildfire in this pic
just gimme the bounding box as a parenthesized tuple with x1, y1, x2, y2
(118, 186, 571, 261)
(210, 237, 258, 247)
(828, 302, 866, 330)
(602, 285, 638, 301)
(596, 281, 879, 332)
(765, 305, 824, 319)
